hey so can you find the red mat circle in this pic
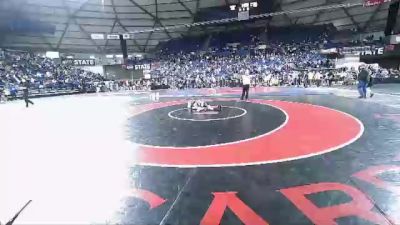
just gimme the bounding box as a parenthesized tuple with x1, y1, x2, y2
(131, 99, 363, 167)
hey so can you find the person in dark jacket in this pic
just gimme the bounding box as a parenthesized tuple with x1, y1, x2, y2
(23, 86, 34, 108)
(328, 71, 334, 87)
(357, 66, 369, 98)
(367, 69, 374, 98)
(303, 71, 309, 88)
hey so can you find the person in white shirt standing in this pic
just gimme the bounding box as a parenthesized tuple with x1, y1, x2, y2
(307, 70, 314, 87)
(241, 70, 251, 100)
(314, 71, 322, 87)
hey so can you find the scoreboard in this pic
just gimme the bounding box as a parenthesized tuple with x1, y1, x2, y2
(364, 0, 391, 6)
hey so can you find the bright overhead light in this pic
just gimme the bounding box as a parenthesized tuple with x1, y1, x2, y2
(66, 55, 74, 59)
(230, 5, 236, 11)
(91, 33, 104, 40)
(106, 55, 114, 58)
(241, 3, 249, 8)
(250, 2, 258, 8)
(115, 54, 123, 58)
(107, 34, 120, 40)
(90, 55, 96, 59)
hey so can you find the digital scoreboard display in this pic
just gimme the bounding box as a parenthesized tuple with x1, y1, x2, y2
(364, 0, 391, 6)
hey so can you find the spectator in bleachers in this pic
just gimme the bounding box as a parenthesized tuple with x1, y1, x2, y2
(0, 48, 106, 99)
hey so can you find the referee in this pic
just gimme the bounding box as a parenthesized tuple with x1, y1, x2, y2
(23, 85, 34, 108)
(241, 70, 251, 100)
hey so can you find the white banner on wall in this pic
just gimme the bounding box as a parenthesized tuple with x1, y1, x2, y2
(62, 59, 96, 66)
(82, 66, 104, 75)
(126, 64, 151, 70)
(340, 46, 384, 56)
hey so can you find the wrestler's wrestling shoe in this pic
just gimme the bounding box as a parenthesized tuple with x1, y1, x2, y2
(217, 105, 222, 111)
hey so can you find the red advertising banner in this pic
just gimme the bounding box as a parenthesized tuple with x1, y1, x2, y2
(364, 0, 391, 7)
(385, 44, 395, 52)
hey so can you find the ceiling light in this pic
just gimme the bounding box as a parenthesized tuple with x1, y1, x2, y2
(107, 34, 120, 40)
(91, 33, 104, 40)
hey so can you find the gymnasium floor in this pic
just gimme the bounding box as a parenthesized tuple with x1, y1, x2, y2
(1, 86, 400, 225)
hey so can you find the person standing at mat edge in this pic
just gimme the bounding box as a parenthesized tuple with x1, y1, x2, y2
(367, 66, 374, 98)
(357, 66, 369, 99)
(241, 70, 251, 100)
(23, 85, 34, 108)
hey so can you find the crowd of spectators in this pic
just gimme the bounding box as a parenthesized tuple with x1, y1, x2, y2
(0, 48, 106, 100)
(1, 28, 399, 102)
(150, 40, 333, 89)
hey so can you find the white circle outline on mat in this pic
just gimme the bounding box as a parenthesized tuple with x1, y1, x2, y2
(168, 106, 247, 121)
(135, 101, 288, 149)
